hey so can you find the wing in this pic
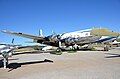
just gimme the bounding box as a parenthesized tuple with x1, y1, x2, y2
(1, 30, 44, 40)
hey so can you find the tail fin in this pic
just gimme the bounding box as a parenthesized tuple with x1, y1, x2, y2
(11, 38, 14, 44)
(39, 29, 43, 36)
(52, 30, 56, 35)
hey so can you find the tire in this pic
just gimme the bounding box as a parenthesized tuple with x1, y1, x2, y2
(104, 46, 109, 51)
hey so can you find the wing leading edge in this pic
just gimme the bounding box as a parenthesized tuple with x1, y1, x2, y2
(1, 30, 44, 40)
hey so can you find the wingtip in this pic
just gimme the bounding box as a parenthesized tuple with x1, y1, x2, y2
(1, 29, 7, 33)
(1, 30, 13, 33)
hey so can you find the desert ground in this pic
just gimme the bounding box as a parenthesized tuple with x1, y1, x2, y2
(0, 47, 120, 79)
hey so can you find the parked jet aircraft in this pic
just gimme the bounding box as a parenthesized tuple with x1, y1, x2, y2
(1, 28, 119, 51)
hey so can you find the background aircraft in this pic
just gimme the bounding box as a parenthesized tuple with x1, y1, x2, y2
(0, 39, 21, 69)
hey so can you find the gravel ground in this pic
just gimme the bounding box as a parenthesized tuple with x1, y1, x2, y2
(0, 47, 120, 79)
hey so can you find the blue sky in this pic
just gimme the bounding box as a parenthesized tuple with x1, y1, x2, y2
(0, 0, 120, 45)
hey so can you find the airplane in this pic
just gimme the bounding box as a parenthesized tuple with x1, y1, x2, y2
(0, 44, 20, 68)
(0, 28, 119, 69)
(0, 44, 15, 58)
(1, 28, 119, 51)
(0, 39, 20, 56)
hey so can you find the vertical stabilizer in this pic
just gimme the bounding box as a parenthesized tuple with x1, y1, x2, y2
(39, 29, 43, 36)
(11, 38, 14, 45)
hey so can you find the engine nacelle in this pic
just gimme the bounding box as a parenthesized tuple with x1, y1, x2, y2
(1, 51, 13, 58)
(42, 46, 53, 51)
